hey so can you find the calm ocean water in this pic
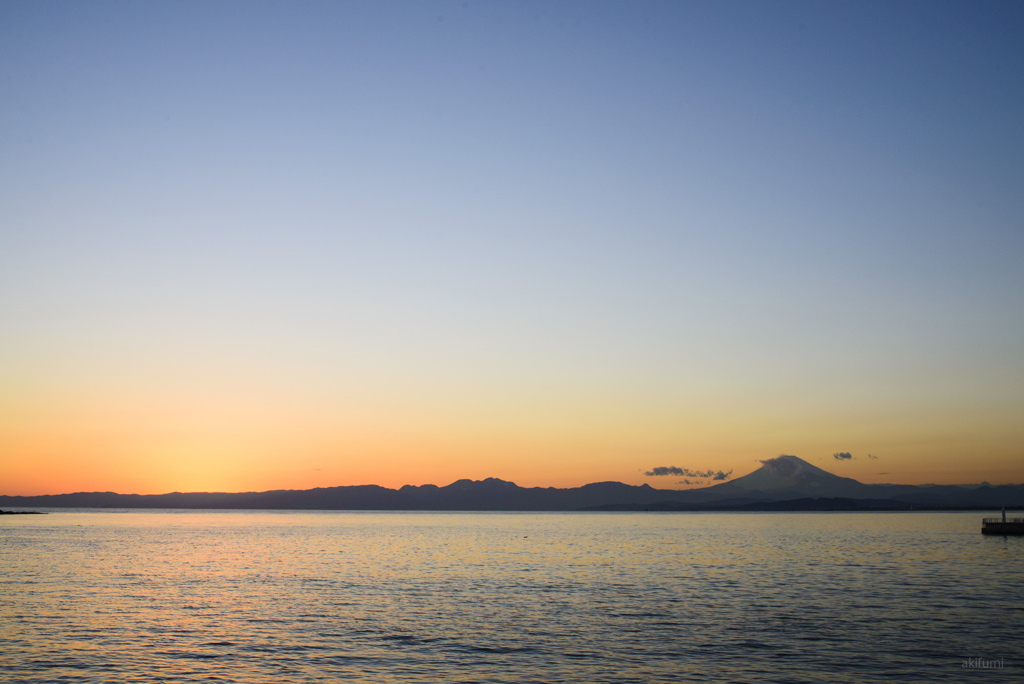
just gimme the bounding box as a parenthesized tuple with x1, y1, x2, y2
(1, 509, 1020, 683)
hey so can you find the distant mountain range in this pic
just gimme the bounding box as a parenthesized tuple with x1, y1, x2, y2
(2, 456, 1022, 511)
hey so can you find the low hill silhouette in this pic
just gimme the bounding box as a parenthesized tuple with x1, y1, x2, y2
(2, 456, 1021, 511)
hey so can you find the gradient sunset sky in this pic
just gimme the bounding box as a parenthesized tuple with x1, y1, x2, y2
(2, 1, 1022, 496)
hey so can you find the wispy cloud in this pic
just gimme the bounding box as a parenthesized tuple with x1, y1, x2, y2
(867, 453, 878, 460)
(833, 452, 853, 461)
(647, 466, 732, 481)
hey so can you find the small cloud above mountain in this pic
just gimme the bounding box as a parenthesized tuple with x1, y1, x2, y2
(647, 466, 686, 476)
(647, 466, 733, 481)
(833, 452, 853, 461)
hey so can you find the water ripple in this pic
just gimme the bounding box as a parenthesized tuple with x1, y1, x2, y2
(1, 510, 1021, 683)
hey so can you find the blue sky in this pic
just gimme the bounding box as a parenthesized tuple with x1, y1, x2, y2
(2, 1, 1022, 494)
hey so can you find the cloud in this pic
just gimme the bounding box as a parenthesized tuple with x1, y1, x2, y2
(867, 453, 878, 460)
(647, 466, 733, 481)
(647, 466, 686, 476)
(833, 452, 853, 461)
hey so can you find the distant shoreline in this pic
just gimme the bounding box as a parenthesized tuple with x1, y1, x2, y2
(0, 504, 1020, 514)
(3, 459, 1023, 512)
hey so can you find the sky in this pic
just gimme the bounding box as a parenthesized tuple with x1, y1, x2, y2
(2, 0, 1023, 496)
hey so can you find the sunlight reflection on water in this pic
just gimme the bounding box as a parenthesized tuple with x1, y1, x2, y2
(2, 510, 1021, 682)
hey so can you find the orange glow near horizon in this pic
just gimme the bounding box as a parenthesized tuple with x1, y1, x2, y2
(3, 378, 1022, 496)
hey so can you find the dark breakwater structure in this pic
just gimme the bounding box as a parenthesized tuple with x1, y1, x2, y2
(981, 509, 1024, 535)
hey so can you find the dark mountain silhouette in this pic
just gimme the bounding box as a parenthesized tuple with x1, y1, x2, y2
(639, 455, 1024, 509)
(1, 455, 1021, 511)
(712, 454, 875, 498)
(666, 454, 882, 504)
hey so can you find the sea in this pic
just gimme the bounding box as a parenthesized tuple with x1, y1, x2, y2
(1, 509, 1020, 683)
